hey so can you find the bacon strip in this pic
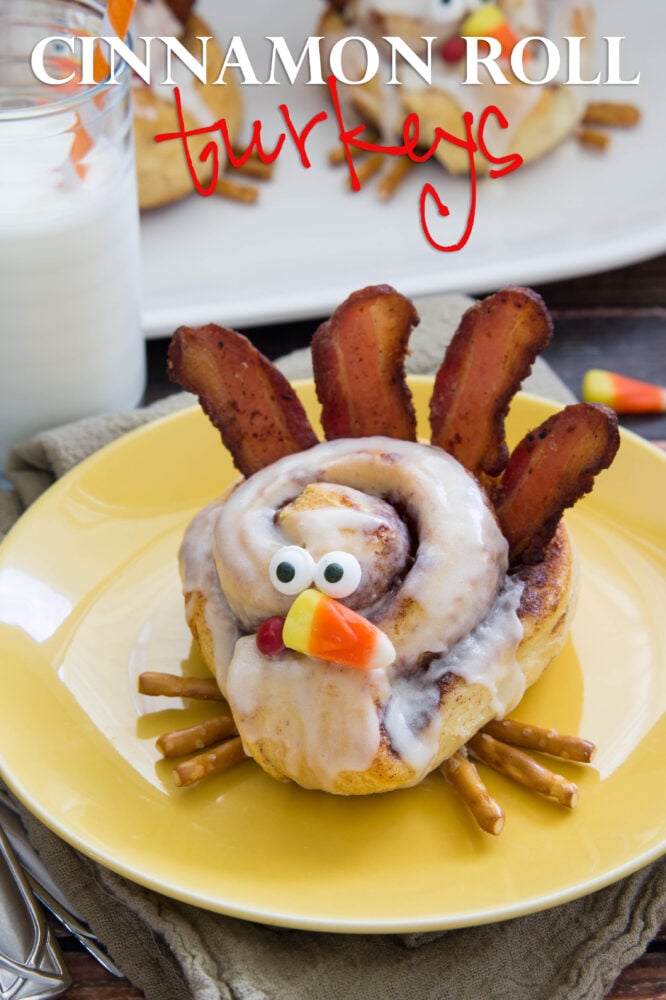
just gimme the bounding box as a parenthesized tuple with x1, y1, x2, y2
(311, 285, 419, 441)
(168, 324, 318, 477)
(495, 403, 620, 565)
(430, 287, 553, 478)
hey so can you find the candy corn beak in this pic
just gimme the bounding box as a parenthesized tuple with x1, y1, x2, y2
(282, 589, 395, 671)
(461, 4, 520, 59)
(582, 369, 666, 414)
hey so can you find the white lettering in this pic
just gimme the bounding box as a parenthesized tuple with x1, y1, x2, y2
(511, 37, 560, 84)
(102, 35, 151, 83)
(265, 35, 325, 85)
(30, 36, 76, 85)
(163, 35, 210, 85)
(213, 36, 261, 84)
(605, 36, 640, 84)
(79, 35, 96, 84)
(385, 35, 433, 85)
(564, 36, 601, 84)
(329, 36, 380, 85)
(463, 37, 509, 84)
(29, 32, 644, 89)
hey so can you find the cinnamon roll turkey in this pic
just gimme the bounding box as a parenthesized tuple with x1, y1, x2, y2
(318, 0, 597, 175)
(130, 0, 243, 209)
(162, 286, 619, 804)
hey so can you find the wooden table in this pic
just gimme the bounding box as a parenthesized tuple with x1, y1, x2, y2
(57, 252, 666, 999)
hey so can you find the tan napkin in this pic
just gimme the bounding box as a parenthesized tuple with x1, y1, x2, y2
(1, 293, 665, 1000)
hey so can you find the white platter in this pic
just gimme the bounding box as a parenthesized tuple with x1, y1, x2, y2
(139, 0, 666, 337)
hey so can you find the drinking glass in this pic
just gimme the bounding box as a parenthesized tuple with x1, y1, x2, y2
(0, 0, 145, 474)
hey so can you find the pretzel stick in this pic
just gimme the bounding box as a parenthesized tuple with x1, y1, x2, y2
(156, 713, 237, 758)
(482, 720, 596, 763)
(346, 152, 384, 188)
(328, 130, 379, 167)
(138, 672, 225, 701)
(215, 177, 259, 204)
(328, 142, 368, 166)
(583, 102, 641, 127)
(227, 150, 275, 181)
(467, 733, 579, 808)
(440, 752, 505, 835)
(173, 737, 247, 787)
(577, 127, 611, 151)
(377, 158, 414, 200)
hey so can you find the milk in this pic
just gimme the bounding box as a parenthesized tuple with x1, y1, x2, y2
(0, 140, 145, 470)
(0, 0, 145, 475)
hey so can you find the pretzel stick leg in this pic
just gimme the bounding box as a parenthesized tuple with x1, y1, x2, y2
(441, 752, 505, 835)
(577, 127, 611, 151)
(582, 102, 641, 127)
(328, 141, 372, 166)
(377, 158, 414, 201)
(138, 672, 225, 701)
(215, 177, 259, 204)
(173, 737, 247, 788)
(482, 720, 596, 763)
(347, 152, 384, 188)
(156, 713, 237, 758)
(467, 734, 579, 808)
(228, 149, 275, 181)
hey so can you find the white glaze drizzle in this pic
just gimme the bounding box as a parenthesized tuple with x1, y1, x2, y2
(383, 574, 524, 773)
(178, 438, 528, 791)
(130, 0, 229, 150)
(226, 638, 391, 788)
(180, 496, 240, 689)
(211, 438, 506, 663)
(323, 0, 592, 154)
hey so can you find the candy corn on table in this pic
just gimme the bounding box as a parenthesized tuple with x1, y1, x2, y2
(52, 251, 666, 1000)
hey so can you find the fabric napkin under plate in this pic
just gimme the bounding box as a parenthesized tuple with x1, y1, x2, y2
(0, 292, 665, 1000)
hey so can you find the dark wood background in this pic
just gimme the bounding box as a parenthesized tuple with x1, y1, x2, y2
(145, 252, 666, 444)
(60, 251, 666, 999)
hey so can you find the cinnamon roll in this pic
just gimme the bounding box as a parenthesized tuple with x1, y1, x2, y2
(180, 437, 578, 794)
(318, 0, 596, 173)
(168, 285, 618, 796)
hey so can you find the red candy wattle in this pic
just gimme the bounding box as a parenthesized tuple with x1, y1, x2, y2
(256, 616, 286, 655)
(440, 36, 467, 64)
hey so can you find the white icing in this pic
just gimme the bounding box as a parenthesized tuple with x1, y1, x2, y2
(277, 483, 410, 608)
(227, 638, 390, 789)
(130, 0, 228, 160)
(383, 574, 524, 772)
(211, 438, 506, 663)
(178, 437, 528, 792)
(164, 56, 220, 131)
(323, 0, 593, 153)
(180, 497, 240, 688)
(353, 0, 481, 34)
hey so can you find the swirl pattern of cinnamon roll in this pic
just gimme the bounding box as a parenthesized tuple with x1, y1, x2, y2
(180, 437, 575, 793)
(170, 285, 617, 797)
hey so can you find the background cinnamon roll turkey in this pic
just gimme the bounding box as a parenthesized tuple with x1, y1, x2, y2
(318, 0, 597, 174)
(130, 0, 243, 208)
(156, 285, 619, 805)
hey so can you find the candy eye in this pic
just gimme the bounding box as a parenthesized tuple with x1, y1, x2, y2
(314, 552, 362, 599)
(269, 546, 315, 596)
(430, 0, 467, 19)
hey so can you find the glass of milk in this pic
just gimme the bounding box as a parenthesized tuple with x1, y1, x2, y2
(0, 0, 145, 476)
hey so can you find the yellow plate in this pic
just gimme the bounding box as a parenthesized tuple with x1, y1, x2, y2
(0, 380, 665, 933)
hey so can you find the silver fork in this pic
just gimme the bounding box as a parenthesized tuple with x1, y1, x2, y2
(0, 825, 70, 1000)
(0, 793, 122, 981)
